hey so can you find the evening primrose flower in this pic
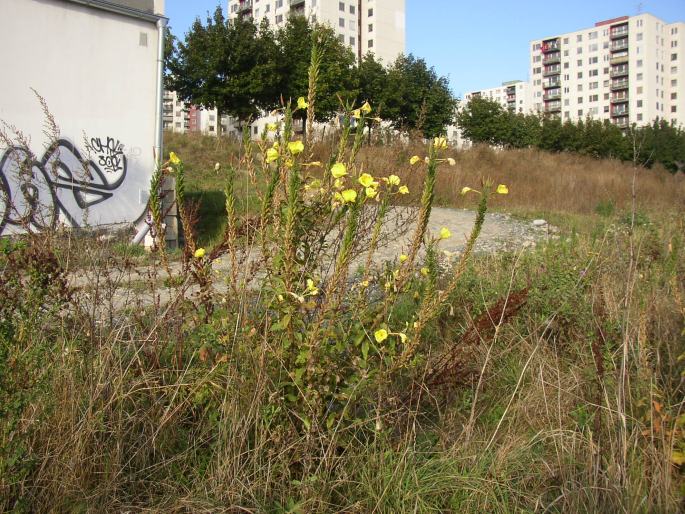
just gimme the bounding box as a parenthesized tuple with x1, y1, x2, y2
(267, 122, 278, 131)
(341, 189, 357, 203)
(447, 157, 456, 166)
(374, 329, 389, 343)
(266, 147, 279, 163)
(352, 108, 362, 119)
(398, 185, 409, 195)
(365, 187, 378, 199)
(387, 175, 401, 186)
(169, 152, 181, 165)
(194, 248, 206, 259)
(420, 267, 429, 276)
(297, 96, 308, 109)
(496, 184, 509, 195)
(439, 227, 452, 240)
(288, 140, 304, 155)
(361, 280, 369, 288)
(399, 254, 408, 263)
(358, 173, 376, 188)
(306, 278, 319, 296)
(361, 101, 372, 114)
(410, 155, 420, 165)
(331, 162, 347, 179)
(433, 136, 448, 150)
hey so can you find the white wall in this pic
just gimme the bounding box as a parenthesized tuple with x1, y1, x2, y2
(0, 0, 161, 235)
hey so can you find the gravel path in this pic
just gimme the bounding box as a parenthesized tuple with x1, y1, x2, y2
(69, 208, 557, 313)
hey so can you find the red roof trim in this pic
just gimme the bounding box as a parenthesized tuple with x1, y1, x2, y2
(595, 16, 629, 27)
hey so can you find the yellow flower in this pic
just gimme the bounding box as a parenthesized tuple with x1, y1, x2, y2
(461, 186, 476, 196)
(331, 162, 348, 179)
(398, 185, 409, 195)
(433, 136, 448, 150)
(267, 122, 278, 131)
(352, 108, 362, 119)
(496, 184, 509, 195)
(194, 248, 206, 259)
(266, 147, 279, 163)
(288, 140, 304, 155)
(297, 96, 308, 109)
(410, 155, 420, 165)
(341, 189, 357, 203)
(272, 141, 279, 149)
(361, 280, 369, 288)
(285, 159, 294, 169)
(361, 101, 372, 114)
(334, 178, 345, 189)
(399, 254, 408, 263)
(365, 187, 378, 199)
(306, 278, 319, 296)
(447, 157, 456, 166)
(397, 332, 408, 344)
(169, 152, 181, 165)
(420, 267, 429, 276)
(374, 329, 388, 343)
(358, 173, 375, 187)
(387, 175, 401, 186)
(439, 227, 452, 240)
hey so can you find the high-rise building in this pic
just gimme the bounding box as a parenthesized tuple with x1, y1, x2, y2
(463, 80, 532, 114)
(529, 13, 685, 129)
(227, 0, 406, 64)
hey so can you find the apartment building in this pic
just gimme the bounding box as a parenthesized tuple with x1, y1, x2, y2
(529, 13, 685, 129)
(163, 91, 237, 135)
(463, 80, 532, 114)
(227, 0, 406, 64)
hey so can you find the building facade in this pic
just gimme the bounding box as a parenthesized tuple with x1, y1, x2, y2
(227, 0, 406, 64)
(463, 80, 532, 114)
(529, 13, 685, 128)
(0, 0, 167, 238)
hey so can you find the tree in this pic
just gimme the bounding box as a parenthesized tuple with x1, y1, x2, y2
(456, 97, 510, 146)
(274, 16, 357, 121)
(384, 55, 456, 138)
(169, 8, 277, 126)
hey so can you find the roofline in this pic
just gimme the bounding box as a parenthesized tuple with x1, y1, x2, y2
(62, 0, 167, 23)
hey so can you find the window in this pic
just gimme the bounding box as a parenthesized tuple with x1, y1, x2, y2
(577, 96, 583, 103)
(577, 46, 583, 54)
(564, 50, 569, 57)
(637, 32, 643, 41)
(589, 44, 598, 52)
(589, 69, 598, 77)
(368, 23, 373, 32)
(577, 34, 583, 42)
(604, 67, 609, 74)
(577, 59, 582, 66)
(339, 17, 344, 27)
(534, 67, 541, 74)
(368, 39, 373, 48)
(564, 62, 569, 69)
(209, 126, 215, 132)
(672, 79, 678, 87)
(671, 92, 676, 100)
(590, 94, 598, 102)
(589, 82, 598, 89)
(276, 0, 283, 7)
(338, 34, 344, 42)
(589, 57, 598, 64)
(276, 14, 283, 23)
(564, 99, 570, 106)
(637, 86, 643, 94)
(578, 109, 583, 116)
(533, 43, 541, 50)
(672, 27, 679, 35)
(589, 31, 598, 39)
(637, 113, 643, 121)
(577, 72, 583, 79)
(339, 2, 344, 11)
(350, 36, 355, 45)
(604, 105, 609, 113)
(534, 55, 541, 62)
(637, 100, 643, 107)
(349, 4, 355, 14)
(672, 53, 678, 61)
(637, 59, 643, 67)
(564, 111, 570, 119)
(265, 4, 270, 11)
(253, 126, 258, 135)
(254, 8, 259, 18)
(637, 73, 643, 80)
(209, 115, 215, 121)
(368, 8, 373, 16)
(563, 37, 569, 44)
(672, 66, 679, 73)
(637, 19, 643, 27)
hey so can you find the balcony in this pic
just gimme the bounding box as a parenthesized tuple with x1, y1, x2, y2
(610, 65, 629, 78)
(542, 52, 561, 64)
(543, 65, 561, 76)
(614, 117, 629, 128)
(610, 25, 629, 39)
(543, 89, 561, 100)
(506, 94, 516, 102)
(611, 52, 629, 65)
(611, 92, 629, 103)
(543, 78, 562, 89)
(545, 102, 562, 113)
(541, 40, 561, 53)
(610, 78, 629, 90)
(237, 0, 252, 12)
(611, 106, 629, 117)
(290, 0, 305, 5)
(611, 39, 628, 52)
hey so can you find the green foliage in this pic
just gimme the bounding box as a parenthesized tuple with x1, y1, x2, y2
(457, 97, 685, 171)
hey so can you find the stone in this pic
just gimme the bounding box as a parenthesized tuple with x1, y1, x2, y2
(532, 219, 547, 227)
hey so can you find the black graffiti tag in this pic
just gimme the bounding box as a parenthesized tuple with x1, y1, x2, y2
(89, 137, 125, 174)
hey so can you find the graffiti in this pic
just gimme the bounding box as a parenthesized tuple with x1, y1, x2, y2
(89, 136, 125, 174)
(0, 138, 127, 235)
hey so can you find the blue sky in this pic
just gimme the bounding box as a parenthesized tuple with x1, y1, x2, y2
(165, 0, 684, 98)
